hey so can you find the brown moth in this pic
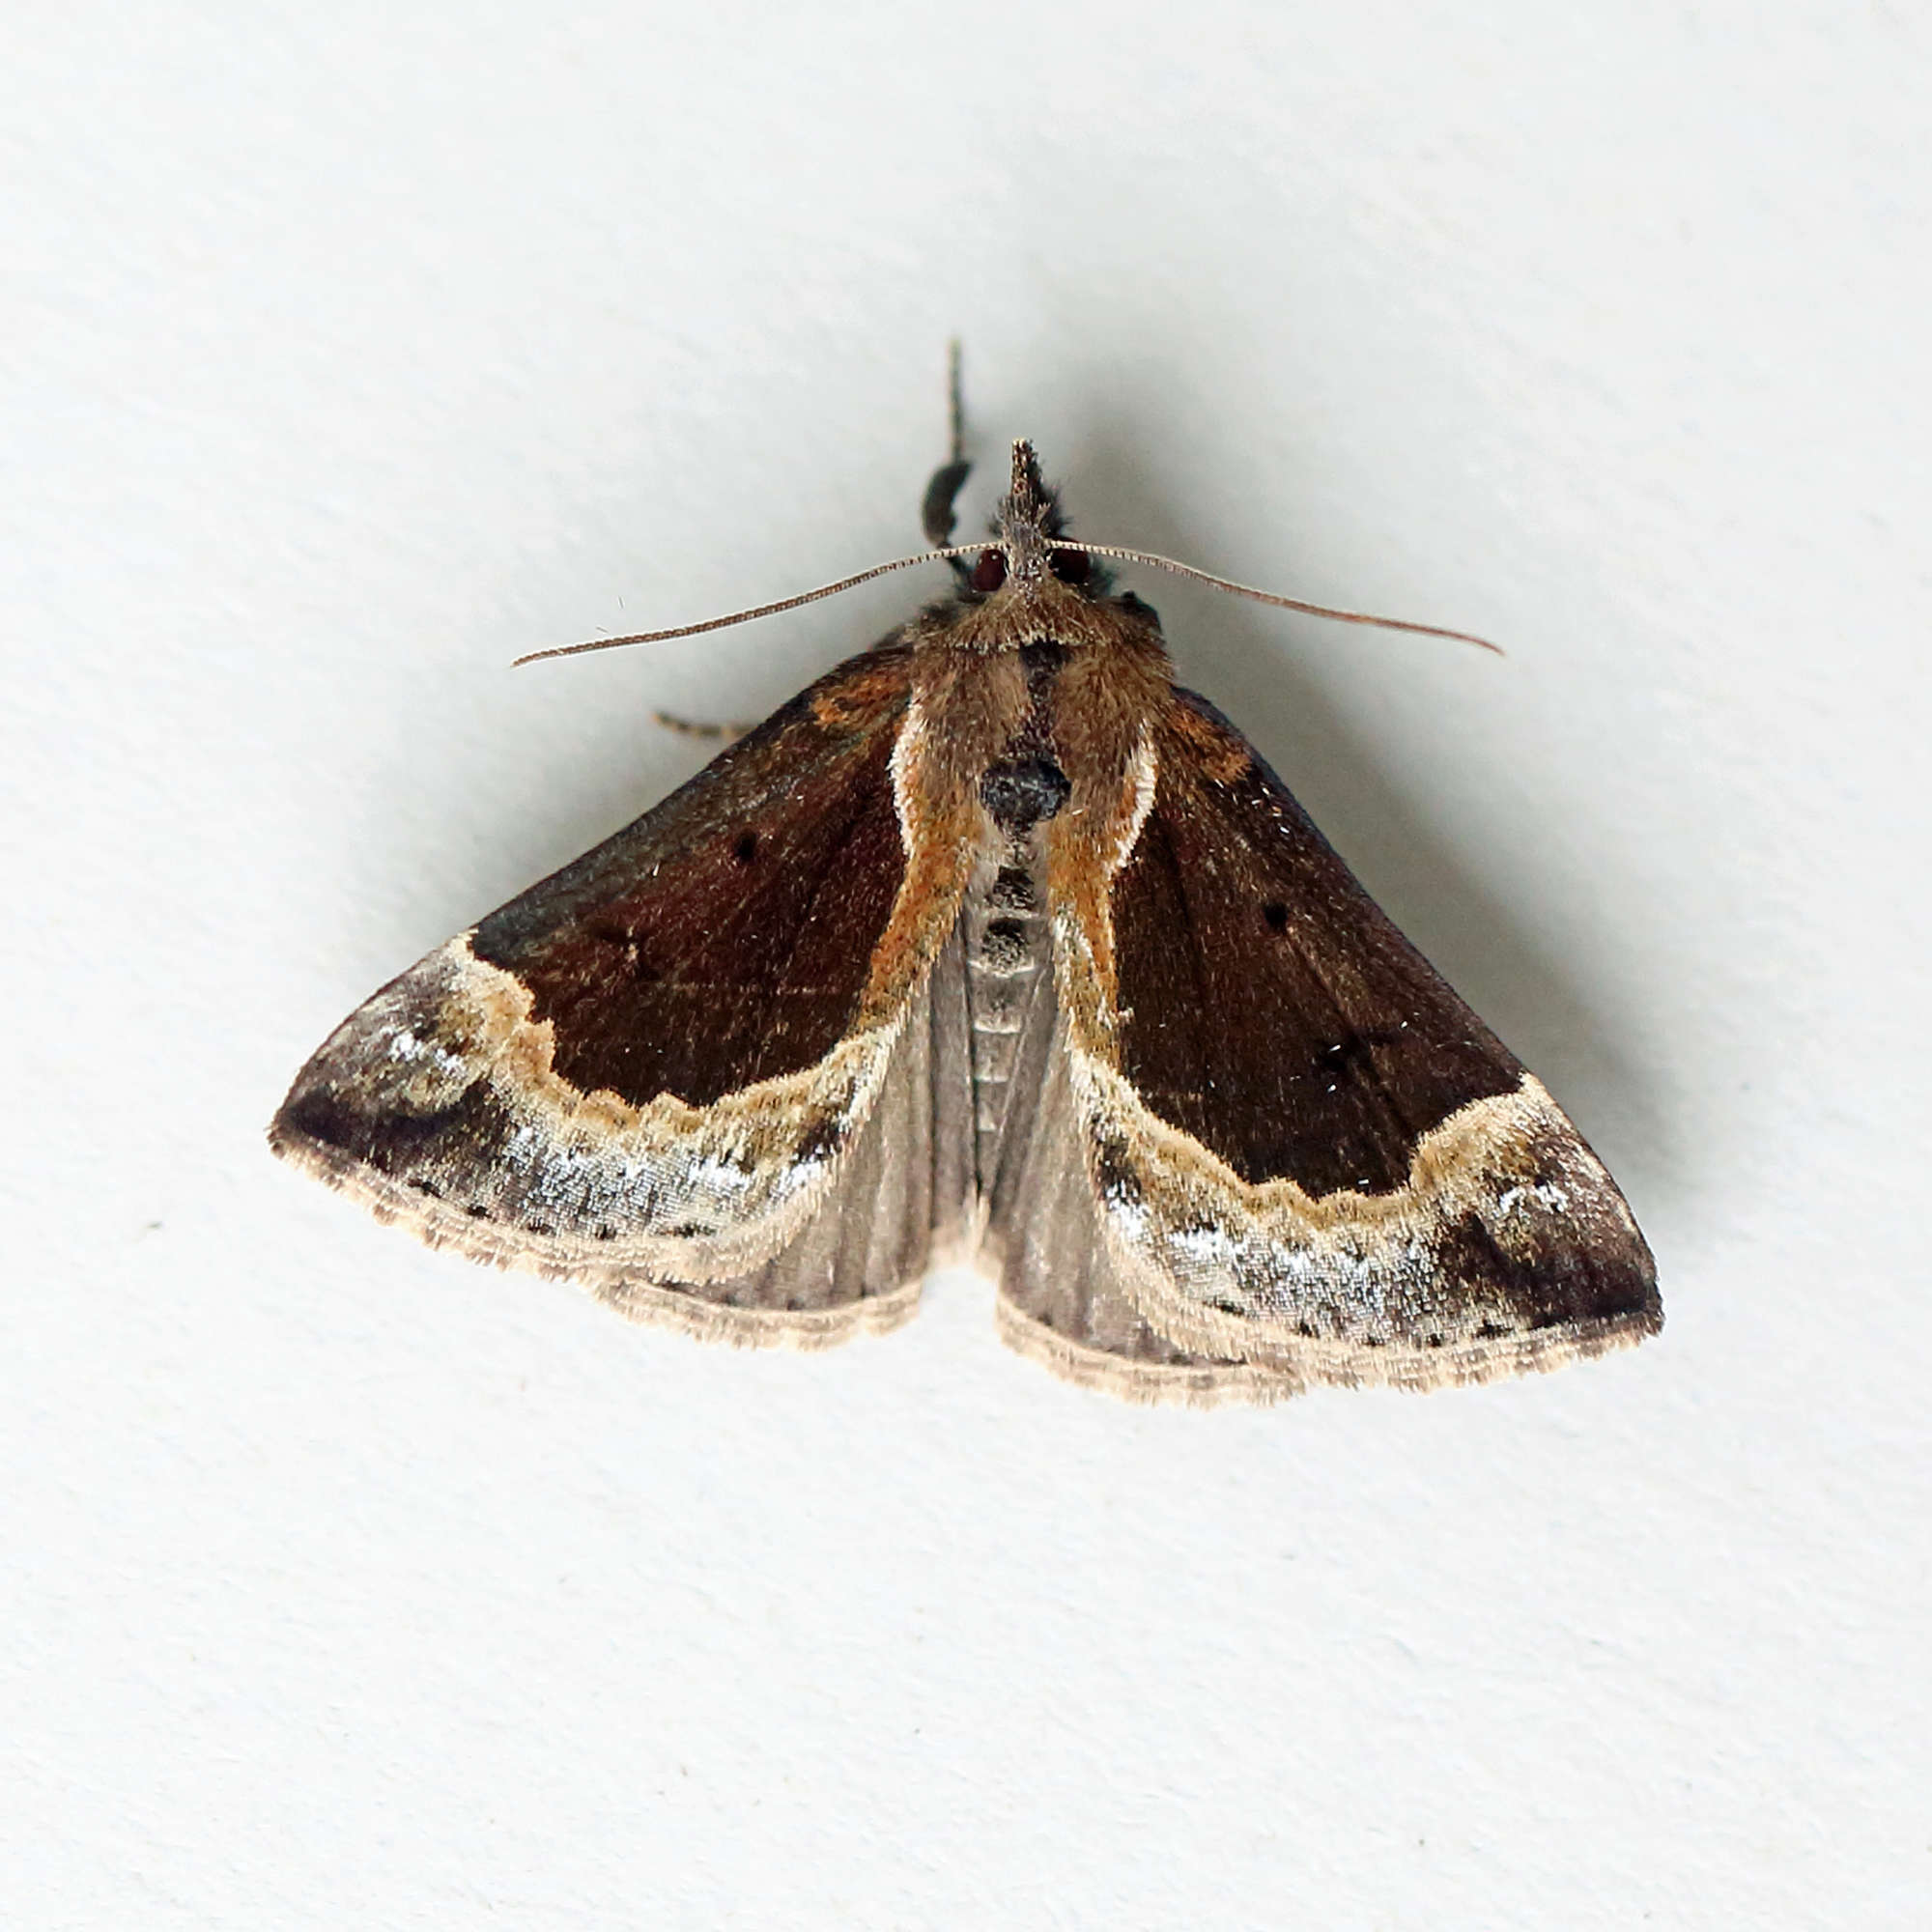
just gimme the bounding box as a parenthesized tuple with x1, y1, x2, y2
(271, 428, 1660, 1406)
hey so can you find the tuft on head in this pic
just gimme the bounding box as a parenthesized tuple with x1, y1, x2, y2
(1007, 440, 1051, 523)
(990, 439, 1070, 584)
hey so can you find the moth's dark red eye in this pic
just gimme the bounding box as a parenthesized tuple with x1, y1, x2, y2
(1049, 548, 1091, 584)
(971, 549, 1008, 594)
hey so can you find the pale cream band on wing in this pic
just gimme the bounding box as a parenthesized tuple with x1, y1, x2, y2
(1068, 1051, 1643, 1372)
(313, 935, 909, 1284)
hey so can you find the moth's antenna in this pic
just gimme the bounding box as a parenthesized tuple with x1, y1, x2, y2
(1057, 541, 1503, 655)
(514, 545, 986, 664)
(518, 411, 1501, 666)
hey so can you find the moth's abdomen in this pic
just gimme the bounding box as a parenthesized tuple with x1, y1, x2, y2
(961, 846, 1055, 1204)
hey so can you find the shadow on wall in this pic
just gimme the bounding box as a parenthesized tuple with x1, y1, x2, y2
(1047, 412, 1692, 1226)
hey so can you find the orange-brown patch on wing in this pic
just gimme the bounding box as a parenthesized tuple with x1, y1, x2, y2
(1166, 696, 1252, 783)
(853, 644, 1032, 1028)
(811, 655, 918, 730)
(1040, 630, 1175, 1037)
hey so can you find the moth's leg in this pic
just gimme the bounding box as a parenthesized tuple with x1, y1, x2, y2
(921, 340, 974, 582)
(649, 710, 754, 744)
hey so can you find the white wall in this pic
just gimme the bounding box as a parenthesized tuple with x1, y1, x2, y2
(7, 4, 1926, 1925)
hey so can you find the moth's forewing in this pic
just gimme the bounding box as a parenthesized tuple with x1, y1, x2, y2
(270, 647, 974, 1345)
(1039, 685, 1661, 1392)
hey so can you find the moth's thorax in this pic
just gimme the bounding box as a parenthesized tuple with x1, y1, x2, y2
(915, 576, 1172, 662)
(902, 605, 1170, 830)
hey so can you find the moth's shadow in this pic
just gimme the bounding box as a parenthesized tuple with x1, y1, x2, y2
(1050, 420, 1687, 1215)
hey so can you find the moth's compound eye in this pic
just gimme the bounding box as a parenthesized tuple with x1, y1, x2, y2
(971, 549, 1009, 593)
(1048, 548, 1091, 584)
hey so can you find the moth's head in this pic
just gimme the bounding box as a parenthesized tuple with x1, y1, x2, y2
(942, 440, 1152, 658)
(966, 439, 1099, 595)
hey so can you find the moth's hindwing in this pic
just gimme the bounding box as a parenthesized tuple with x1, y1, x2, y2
(1042, 688, 1661, 1394)
(270, 646, 974, 1347)
(984, 984, 1314, 1408)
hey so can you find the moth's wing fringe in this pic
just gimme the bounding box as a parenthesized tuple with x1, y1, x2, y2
(266, 1121, 923, 1351)
(994, 1295, 1305, 1408)
(997, 1288, 1658, 1406)
(1217, 1301, 1660, 1398)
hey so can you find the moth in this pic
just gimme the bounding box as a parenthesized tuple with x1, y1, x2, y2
(272, 423, 1660, 1405)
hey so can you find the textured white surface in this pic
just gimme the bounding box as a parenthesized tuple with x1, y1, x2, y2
(7, 3, 1928, 1925)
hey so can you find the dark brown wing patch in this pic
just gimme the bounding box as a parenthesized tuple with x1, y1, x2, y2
(469, 650, 913, 1107)
(1113, 691, 1520, 1195)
